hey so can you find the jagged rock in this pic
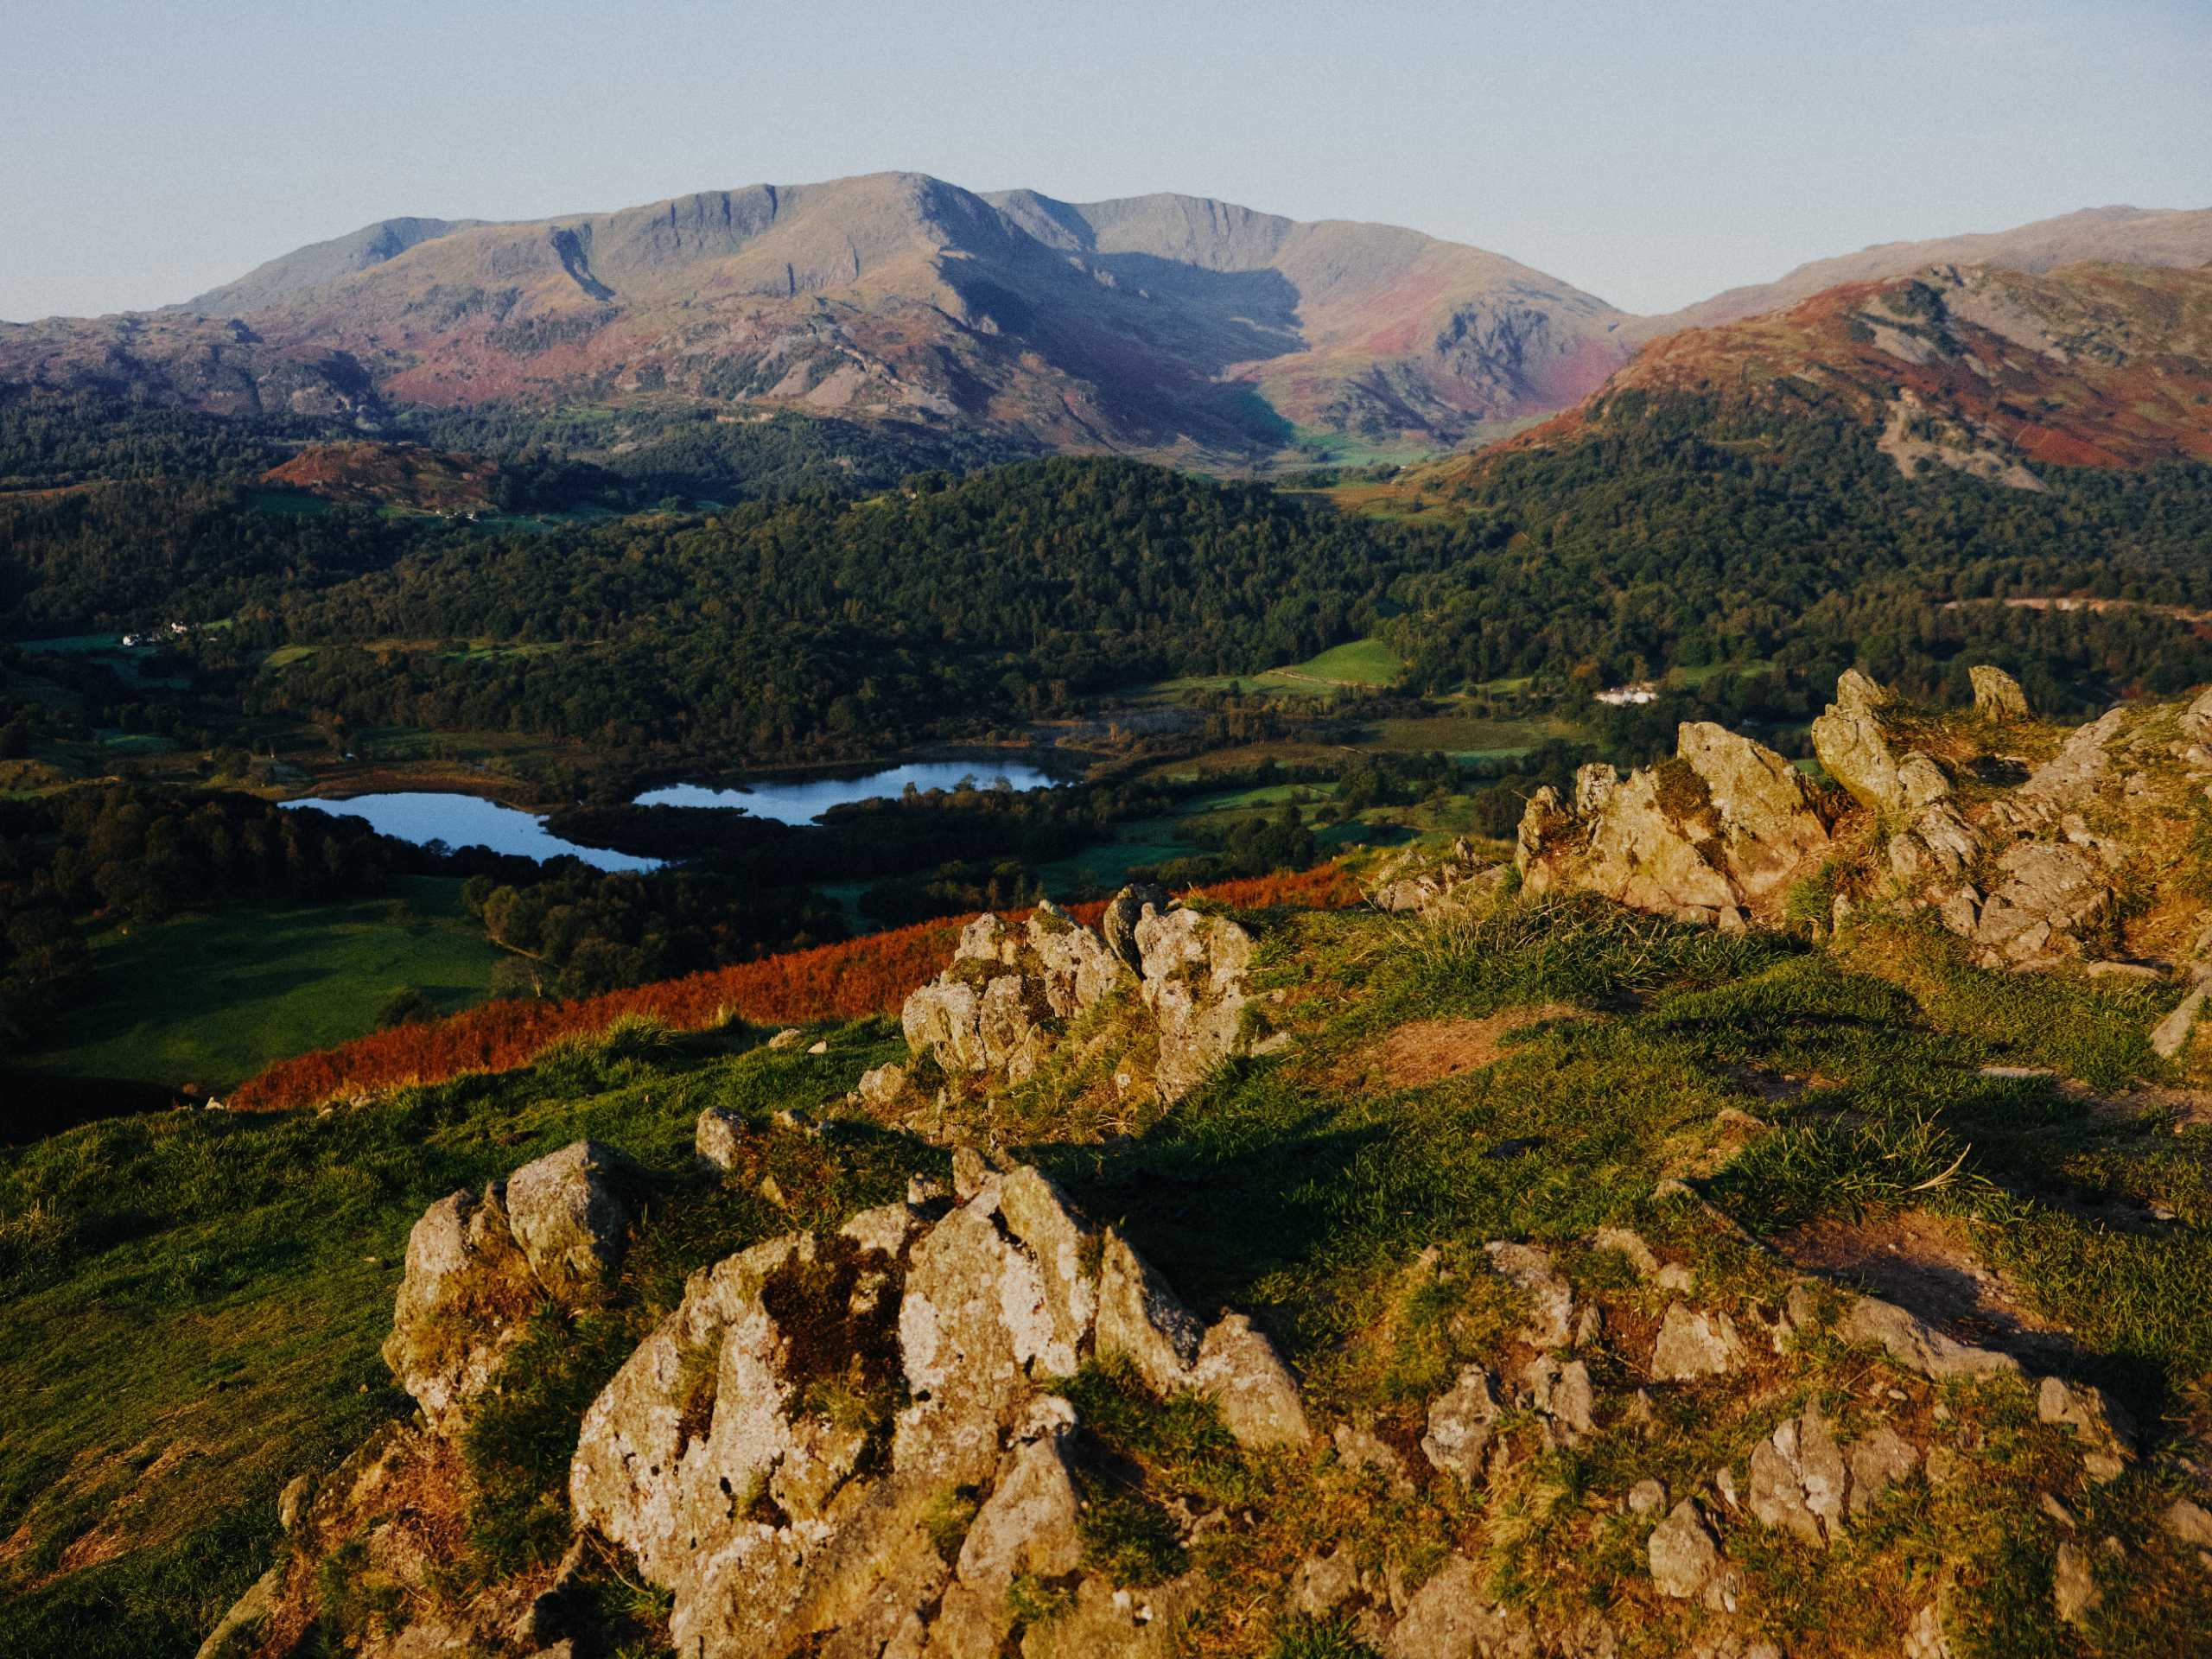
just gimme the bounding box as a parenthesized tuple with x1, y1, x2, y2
(1748, 1403, 1847, 1546)
(1627, 1478, 1668, 1515)
(1970, 839, 2111, 967)
(384, 1141, 632, 1433)
(1516, 722, 1829, 925)
(1745, 1403, 1915, 1547)
(561, 1164, 1268, 1657)
(1369, 842, 1508, 914)
(1090, 1227, 1307, 1447)
(1101, 881, 1167, 974)
(1651, 1303, 1745, 1381)
(2053, 1541, 2101, 1623)
(1647, 1499, 1723, 1600)
(1134, 903, 1257, 1101)
(1094, 1228, 1206, 1393)
(695, 1106, 746, 1173)
(928, 1415, 1084, 1656)
(1970, 665, 2031, 721)
(1484, 1241, 1575, 1349)
(1421, 1365, 1500, 1479)
(1812, 675, 1905, 810)
(1523, 1354, 1595, 1442)
(901, 888, 1253, 1104)
(1192, 1313, 1313, 1448)
(2020, 708, 2128, 806)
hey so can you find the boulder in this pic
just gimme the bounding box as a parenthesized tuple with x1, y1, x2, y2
(1385, 1555, 1532, 1659)
(383, 1141, 633, 1433)
(1101, 881, 1167, 975)
(1516, 723, 1829, 926)
(1969, 665, 2031, 721)
(503, 1141, 631, 1303)
(1969, 840, 2111, 968)
(1812, 674, 1904, 811)
(2053, 1541, 2101, 1624)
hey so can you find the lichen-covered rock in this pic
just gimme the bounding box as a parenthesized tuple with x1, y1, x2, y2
(1812, 675, 1905, 811)
(1792, 1285, 2021, 1380)
(1134, 903, 1258, 1100)
(1969, 839, 2112, 967)
(560, 1163, 1296, 1657)
(695, 1106, 746, 1173)
(1970, 665, 2031, 721)
(1746, 1403, 1849, 1547)
(1516, 722, 1829, 926)
(383, 1141, 632, 1433)
(1484, 1240, 1576, 1350)
(503, 1141, 632, 1303)
(900, 887, 1255, 1104)
(1384, 1555, 1532, 1659)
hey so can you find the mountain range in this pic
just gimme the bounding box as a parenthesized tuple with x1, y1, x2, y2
(2, 173, 2208, 464)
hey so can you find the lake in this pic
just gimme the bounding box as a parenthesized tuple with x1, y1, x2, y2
(282, 793, 661, 872)
(633, 761, 1063, 824)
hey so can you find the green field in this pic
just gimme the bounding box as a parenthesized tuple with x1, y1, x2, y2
(1145, 636, 1404, 701)
(24, 877, 502, 1091)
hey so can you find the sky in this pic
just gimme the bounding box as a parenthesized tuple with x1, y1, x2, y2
(4, 0, 2209, 322)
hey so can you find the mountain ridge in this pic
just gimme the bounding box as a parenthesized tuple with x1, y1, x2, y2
(6, 175, 2210, 466)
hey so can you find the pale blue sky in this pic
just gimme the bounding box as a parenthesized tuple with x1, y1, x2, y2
(5, 0, 2208, 321)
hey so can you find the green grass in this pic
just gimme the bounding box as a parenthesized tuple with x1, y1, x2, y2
(1142, 637, 1404, 702)
(22, 877, 503, 1093)
(1363, 710, 1584, 757)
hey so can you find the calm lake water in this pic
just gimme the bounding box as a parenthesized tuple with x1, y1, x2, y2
(282, 793, 661, 872)
(633, 762, 1062, 825)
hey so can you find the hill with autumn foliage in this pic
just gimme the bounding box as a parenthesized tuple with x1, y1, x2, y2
(1360, 261, 2212, 513)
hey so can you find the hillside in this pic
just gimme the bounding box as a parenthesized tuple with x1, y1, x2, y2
(1646, 205, 2212, 335)
(0, 174, 1631, 462)
(1362, 261, 2212, 511)
(262, 440, 501, 512)
(11, 678, 2212, 1656)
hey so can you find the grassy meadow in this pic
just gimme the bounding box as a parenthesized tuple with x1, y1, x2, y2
(23, 878, 500, 1094)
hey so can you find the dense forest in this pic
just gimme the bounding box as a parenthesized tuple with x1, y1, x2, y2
(10, 388, 2212, 769)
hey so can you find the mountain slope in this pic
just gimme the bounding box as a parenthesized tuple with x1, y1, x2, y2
(1643, 203, 2212, 335)
(0, 173, 1630, 460)
(1368, 260, 2212, 512)
(183, 215, 485, 315)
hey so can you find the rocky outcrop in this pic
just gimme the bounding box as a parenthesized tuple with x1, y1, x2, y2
(382, 1140, 632, 1433)
(900, 888, 1262, 1104)
(1368, 839, 1509, 914)
(1516, 722, 1832, 927)
(566, 1155, 1304, 1657)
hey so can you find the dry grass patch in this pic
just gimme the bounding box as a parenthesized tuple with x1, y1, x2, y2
(1357, 1005, 1585, 1090)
